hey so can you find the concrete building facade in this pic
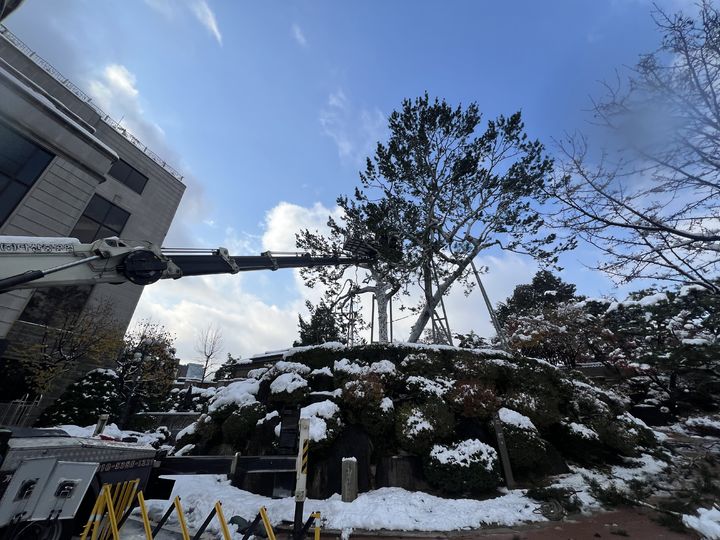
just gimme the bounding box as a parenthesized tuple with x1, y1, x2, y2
(0, 24, 185, 410)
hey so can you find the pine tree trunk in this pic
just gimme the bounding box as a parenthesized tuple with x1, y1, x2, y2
(408, 260, 436, 343)
(376, 291, 389, 342)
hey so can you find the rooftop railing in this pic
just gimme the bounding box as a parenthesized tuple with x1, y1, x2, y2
(0, 24, 184, 182)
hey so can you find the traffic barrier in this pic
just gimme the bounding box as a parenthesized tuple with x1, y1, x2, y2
(189, 501, 232, 540)
(151, 496, 191, 540)
(240, 506, 277, 540)
(295, 511, 322, 540)
(80, 480, 260, 540)
(79, 479, 139, 540)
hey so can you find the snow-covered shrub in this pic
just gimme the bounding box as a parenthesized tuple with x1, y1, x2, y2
(300, 400, 342, 448)
(285, 344, 347, 370)
(396, 399, 454, 453)
(498, 407, 554, 478)
(268, 372, 309, 405)
(332, 357, 369, 386)
(545, 420, 605, 465)
(175, 414, 219, 455)
(37, 369, 122, 427)
(507, 361, 568, 427)
(447, 380, 500, 419)
(593, 412, 657, 457)
(406, 375, 454, 399)
(307, 366, 334, 392)
(424, 439, 501, 494)
(400, 352, 447, 378)
(221, 402, 267, 448)
(165, 385, 216, 413)
(341, 375, 394, 438)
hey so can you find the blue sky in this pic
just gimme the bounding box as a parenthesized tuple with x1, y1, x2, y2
(5, 0, 691, 361)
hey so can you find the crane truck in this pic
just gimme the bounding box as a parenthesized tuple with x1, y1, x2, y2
(0, 234, 375, 539)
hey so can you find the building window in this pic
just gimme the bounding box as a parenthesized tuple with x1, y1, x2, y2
(0, 122, 54, 226)
(108, 159, 148, 194)
(71, 195, 130, 243)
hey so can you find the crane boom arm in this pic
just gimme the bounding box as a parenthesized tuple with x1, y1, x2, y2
(0, 236, 373, 294)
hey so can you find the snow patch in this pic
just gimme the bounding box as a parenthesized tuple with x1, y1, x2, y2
(682, 506, 720, 539)
(429, 439, 497, 470)
(498, 407, 537, 431)
(300, 400, 340, 442)
(207, 379, 259, 412)
(270, 372, 308, 394)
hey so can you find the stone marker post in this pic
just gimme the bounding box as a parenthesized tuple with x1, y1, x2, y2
(341, 457, 358, 502)
(93, 414, 109, 436)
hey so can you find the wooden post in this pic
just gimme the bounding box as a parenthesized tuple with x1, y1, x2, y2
(341, 457, 358, 502)
(492, 412, 516, 489)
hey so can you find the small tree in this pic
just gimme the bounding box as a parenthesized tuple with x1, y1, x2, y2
(194, 323, 223, 382)
(116, 321, 178, 428)
(36, 369, 122, 427)
(496, 271, 611, 367)
(294, 300, 345, 346)
(213, 353, 242, 382)
(6, 299, 123, 396)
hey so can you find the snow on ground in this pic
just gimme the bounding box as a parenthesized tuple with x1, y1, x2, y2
(144, 476, 545, 537)
(137, 450, 674, 537)
(682, 505, 720, 540)
(549, 453, 670, 510)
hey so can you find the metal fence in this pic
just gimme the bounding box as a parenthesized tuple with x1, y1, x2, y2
(0, 394, 42, 426)
(0, 24, 184, 182)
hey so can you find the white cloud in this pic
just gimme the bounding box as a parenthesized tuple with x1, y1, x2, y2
(132, 274, 304, 363)
(292, 23, 307, 47)
(88, 64, 163, 151)
(262, 201, 342, 252)
(320, 89, 387, 165)
(191, 0, 222, 45)
(134, 200, 343, 360)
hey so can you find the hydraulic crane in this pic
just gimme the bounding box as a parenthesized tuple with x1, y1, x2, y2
(0, 236, 376, 294)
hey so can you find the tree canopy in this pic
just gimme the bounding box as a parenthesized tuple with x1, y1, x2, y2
(299, 94, 568, 342)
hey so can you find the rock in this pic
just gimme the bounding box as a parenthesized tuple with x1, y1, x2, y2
(307, 425, 372, 499)
(376, 455, 431, 491)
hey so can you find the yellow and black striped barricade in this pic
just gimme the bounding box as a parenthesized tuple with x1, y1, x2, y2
(295, 511, 322, 540)
(80, 479, 139, 540)
(240, 506, 277, 540)
(151, 496, 191, 540)
(188, 501, 233, 540)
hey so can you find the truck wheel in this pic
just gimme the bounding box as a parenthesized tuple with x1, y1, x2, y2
(6, 520, 68, 540)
